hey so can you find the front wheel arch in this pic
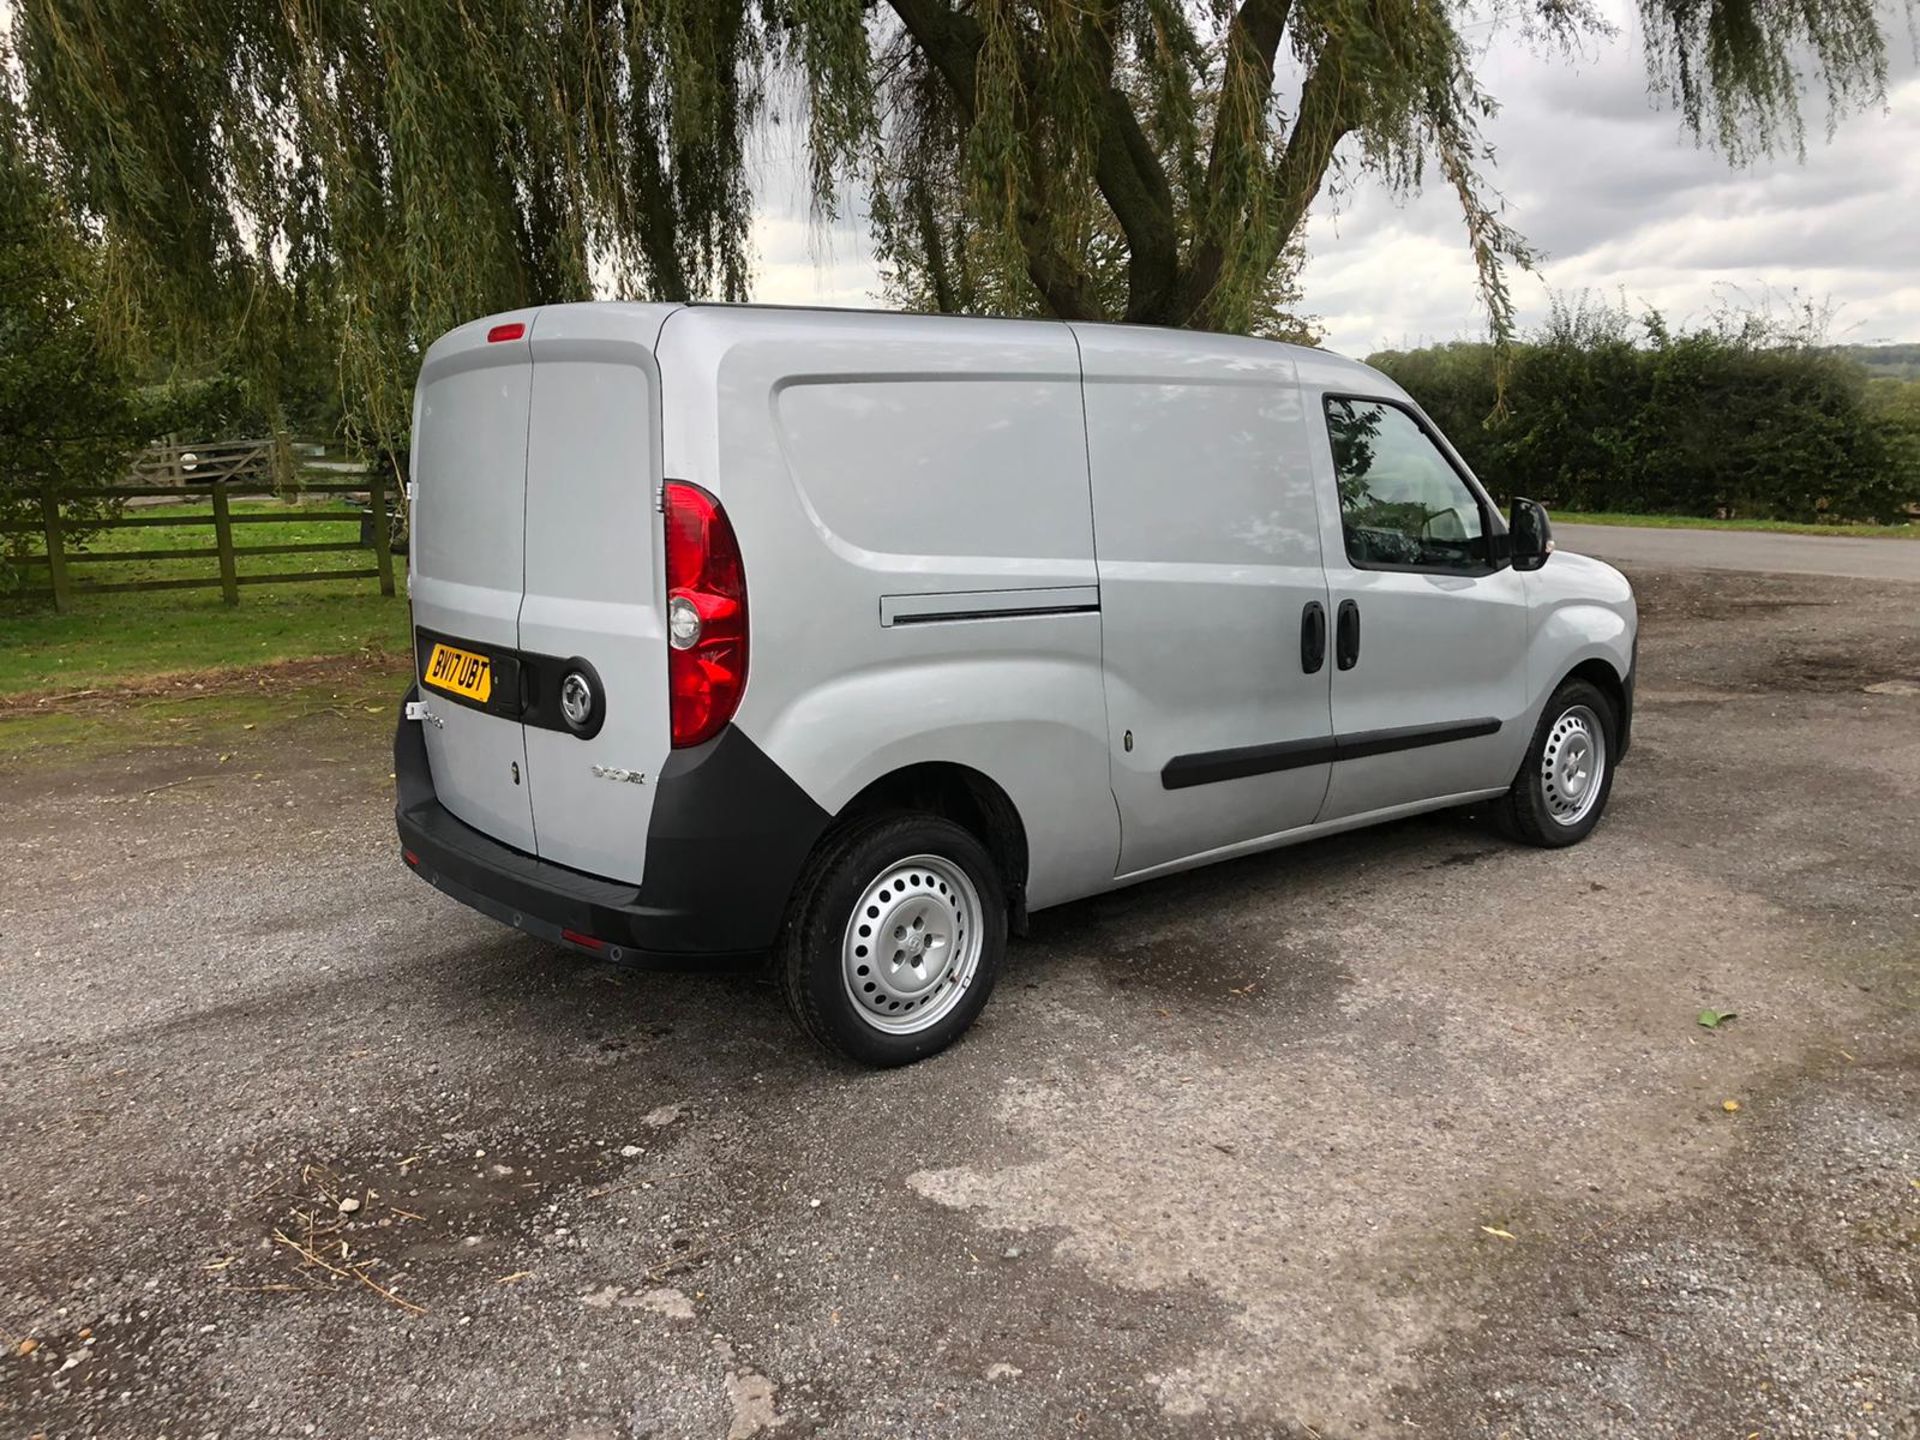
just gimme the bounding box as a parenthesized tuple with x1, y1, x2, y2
(1559, 657, 1627, 745)
(1497, 676, 1619, 848)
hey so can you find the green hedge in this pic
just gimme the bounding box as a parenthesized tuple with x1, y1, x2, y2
(1370, 305, 1920, 524)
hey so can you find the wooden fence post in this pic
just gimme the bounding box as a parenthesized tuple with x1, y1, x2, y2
(271, 431, 297, 499)
(210, 478, 241, 606)
(369, 470, 396, 597)
(40, 488, 72, 613)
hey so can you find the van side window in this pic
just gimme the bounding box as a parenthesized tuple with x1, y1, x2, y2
(1324, 398, 1487, 571)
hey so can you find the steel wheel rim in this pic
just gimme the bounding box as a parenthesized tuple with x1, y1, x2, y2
(841, 854, 984, 1035)
(1541, 703, 1606, 827)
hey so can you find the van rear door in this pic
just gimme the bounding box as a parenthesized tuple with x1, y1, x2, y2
(518, 304, 678, 883)
(409, 312, 540, 852)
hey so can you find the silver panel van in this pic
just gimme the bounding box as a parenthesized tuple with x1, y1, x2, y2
(395, 304, 1637, 1065)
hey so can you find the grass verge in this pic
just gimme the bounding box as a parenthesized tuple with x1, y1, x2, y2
(3, 500, 409, 698)
(0, 658, 406, 770)
(1555, 512, 1920, 540)
(0, 585, 410, 698)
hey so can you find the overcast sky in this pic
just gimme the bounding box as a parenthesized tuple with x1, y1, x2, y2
(745, 0, 1920, 357)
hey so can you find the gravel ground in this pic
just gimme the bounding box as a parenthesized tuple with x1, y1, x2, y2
(2, 563, 1917, 1440)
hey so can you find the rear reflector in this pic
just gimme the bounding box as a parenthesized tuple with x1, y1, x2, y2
(486, 322, 526, 343)
(561, 928, 606, 951)
(402, 849, 420, 868)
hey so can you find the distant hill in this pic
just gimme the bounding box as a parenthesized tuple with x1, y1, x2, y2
(1832, 344, 1920, 379)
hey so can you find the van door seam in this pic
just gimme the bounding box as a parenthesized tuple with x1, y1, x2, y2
(517, 307, 542, 852)
(1065, 322, 1126, 880)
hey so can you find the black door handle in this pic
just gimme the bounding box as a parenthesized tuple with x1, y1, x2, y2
(1335, 599, 1360, 670)
(1300, 601, 1327, 673)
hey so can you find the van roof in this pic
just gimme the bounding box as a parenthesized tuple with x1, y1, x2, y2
(675, 300, 1400, 397)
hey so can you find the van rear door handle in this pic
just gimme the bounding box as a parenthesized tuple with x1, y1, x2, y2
(1335, 599, 1361, 670)
(1300, 601, 1327, 673)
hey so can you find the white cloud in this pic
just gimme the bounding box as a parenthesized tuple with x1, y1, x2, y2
(1298, 4, 1920, 355)
(746, 8, 1920, 354)
(749, 211, 876, 307)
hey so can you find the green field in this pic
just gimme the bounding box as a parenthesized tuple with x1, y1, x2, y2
(1554, 511, 1920, 540)
(2, 499, 411, 698)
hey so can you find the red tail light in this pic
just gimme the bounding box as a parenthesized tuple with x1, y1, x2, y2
(662, 481, 748, 747)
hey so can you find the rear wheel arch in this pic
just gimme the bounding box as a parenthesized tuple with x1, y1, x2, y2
(835, 762, 1031, 932)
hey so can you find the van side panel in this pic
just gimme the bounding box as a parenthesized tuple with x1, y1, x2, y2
(408, 312, 540, 852)
(655, 309, 1119, 911)
(1072, 325, 1335, 877)
(774, 378, 1095, 568)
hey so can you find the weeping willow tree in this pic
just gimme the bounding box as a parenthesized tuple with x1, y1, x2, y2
(3, 0, 1903, 457)
(4, 0, 772, 460)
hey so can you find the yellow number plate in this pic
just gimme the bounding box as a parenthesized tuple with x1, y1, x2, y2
(424, 643, 493, 704)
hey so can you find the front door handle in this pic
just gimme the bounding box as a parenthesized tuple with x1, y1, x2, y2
(1300, 601, 1327, 674)
(1335, 599, 1361, 670)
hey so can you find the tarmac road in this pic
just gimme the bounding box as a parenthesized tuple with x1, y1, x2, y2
(1556, 520, 1920, 582)
(3, 561, 1918, 1439)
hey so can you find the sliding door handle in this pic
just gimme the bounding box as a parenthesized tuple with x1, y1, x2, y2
(1335, 599, 1361, 670)
(1300, 601, 1327, 673)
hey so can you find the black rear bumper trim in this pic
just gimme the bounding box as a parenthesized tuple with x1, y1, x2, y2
(394, 685, 830, 964)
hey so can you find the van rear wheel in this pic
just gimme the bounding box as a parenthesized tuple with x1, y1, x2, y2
(779, 814, 1007, 1066)
(1496, 678, 1617, 847)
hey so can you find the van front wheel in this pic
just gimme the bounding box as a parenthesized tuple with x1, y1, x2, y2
(1497, 678, 1617, 847)
(779, 814, 1007, 1066)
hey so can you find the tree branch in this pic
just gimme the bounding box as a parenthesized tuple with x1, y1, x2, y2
(1203, 0, 1294, 195)
(1264, 54, 1352, 264)
(883, 0, 1094, 314)
(1079, 1, 1181, 322)
(884, 0, 982, 121)
(1182, 0, 1298, 324)
(885, 0, 1170, 323)
(1188, 43, 1352, 328)
(908, 179, 956, 312)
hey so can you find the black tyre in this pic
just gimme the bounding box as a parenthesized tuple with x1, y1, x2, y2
(1496, 678, 1618, 847)
(778, 813, 1007, 1066)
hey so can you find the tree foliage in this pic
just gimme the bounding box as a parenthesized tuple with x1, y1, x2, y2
(0, 97, 150, 583)
(1372, 297, 1920, 523)
(4, 0, 1906, 456)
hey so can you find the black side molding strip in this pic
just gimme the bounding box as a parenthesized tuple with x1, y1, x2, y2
(1162, 736, 1334, 790)
(880, 585, 1102, 627)
(1161, 717, 1502, 791)
(889, 603, 1100, 627)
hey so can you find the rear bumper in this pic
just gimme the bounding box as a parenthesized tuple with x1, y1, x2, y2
(393, 686, 829, 967)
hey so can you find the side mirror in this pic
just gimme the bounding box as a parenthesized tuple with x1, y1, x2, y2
(1510, 497, 1554, 571)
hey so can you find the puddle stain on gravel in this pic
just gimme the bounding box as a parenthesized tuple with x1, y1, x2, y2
(1082, 933, 1350, 1007)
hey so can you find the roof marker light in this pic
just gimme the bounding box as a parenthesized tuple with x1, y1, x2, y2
(487, 322, 526, 343)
